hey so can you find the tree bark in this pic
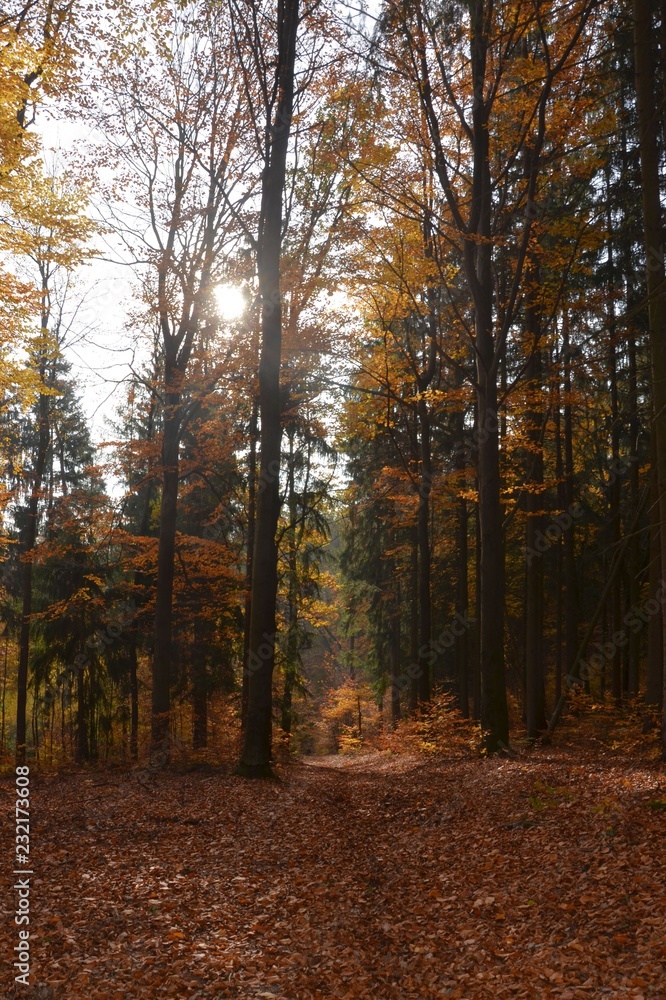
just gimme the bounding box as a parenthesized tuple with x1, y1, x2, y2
(472, 501, 482, 720)
(647, 452, 663, 704)
(192, 623, 208, 751)
(238, 0, 300, 776)
(525, 338, 546, 739)
(409, 525, 419, 713)
(606, 201, 623, 702)
(633, 0, 666, 756)
(151, 371, 181, 761)
(281, 432, 298, 736)
(128, 390, 157, 760)
(456, 485, 469, 718)
(16, 374, 49, 764)
(76, 662, 89, 762)
(390, 596, 402, 727)
(241, 393, 258, 731)
(417, 398, 432, 703)
(562, 316, 579, 681)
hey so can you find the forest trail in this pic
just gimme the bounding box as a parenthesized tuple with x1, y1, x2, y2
(1, 737, 665, 999)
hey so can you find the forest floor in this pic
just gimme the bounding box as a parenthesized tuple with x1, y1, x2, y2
(1, 707, 666, 999)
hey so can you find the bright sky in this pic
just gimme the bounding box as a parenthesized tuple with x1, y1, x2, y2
(39, 116, 137, 447)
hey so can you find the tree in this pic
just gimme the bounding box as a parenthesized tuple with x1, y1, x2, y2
(376, 0, 601, 750)
(235, 0, 301, 776)
(90, 0, 254, 761)
(9, 172, 95, 762)
(632, 0, 666, 756)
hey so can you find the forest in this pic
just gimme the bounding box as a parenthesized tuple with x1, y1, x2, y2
(1, 0, 666, 996)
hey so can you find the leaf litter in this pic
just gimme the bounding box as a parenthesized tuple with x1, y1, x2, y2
(1, 714, 665, 998)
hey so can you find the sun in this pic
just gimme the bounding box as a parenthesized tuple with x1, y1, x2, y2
(214, 284, 247, 322)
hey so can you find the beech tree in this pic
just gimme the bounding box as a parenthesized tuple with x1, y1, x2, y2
(233, 0, 301, 776)
(633, 0, 666, 756)
(90, 0, 255, 760)
(375, 0, 602, 750)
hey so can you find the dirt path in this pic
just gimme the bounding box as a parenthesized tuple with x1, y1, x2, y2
(1, 743, 665, 998)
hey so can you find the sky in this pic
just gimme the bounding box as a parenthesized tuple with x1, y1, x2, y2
(39, 115, 137, 449)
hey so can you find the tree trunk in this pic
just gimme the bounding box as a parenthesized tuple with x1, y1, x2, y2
(192, 624, 208, 751)
(390, 575, 402, 727)
(456, 487, 469, 718)
(128, 636, 139, 761)
(129, 391, 156, 761)
(238, 0, 300, 776)
(453, 373, 470, 716)
(16, 382, 49, 764)
(633, 0, 666, 756)
(554, 375, 564, 703)
(76, 663, 89, 762)
(1, 630, 8, 755)
(606, 203, 623, 702)
(627, 333, 641, 697)
(409, 525, 419, 713)
(281, 434, 298, 736)
(472, 501, 482, 720)
(151, 373, 181, 761)
(468, 0, 508, 752)
(417, 398, 432, 703)
(241, 394, 258, 731)
(562, 315, 579, 680)
(476, 364, 509, 750)
(525, 338, 546, 739)
(647, 453, 663, 705)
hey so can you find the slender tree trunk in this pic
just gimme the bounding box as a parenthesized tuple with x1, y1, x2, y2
(469, 0, 508, 751)
(242, 394, 258, 730)
(623, 113, 642, 698)
(281, 669, 294, 735)
(647, 452, 663, 705)
(128, 638, 139, 761)
(633, 0, 666, 755)
(525, 340, 546, 738)
(390, 607, 402, 729)
(627, 336, 641, 696)
(417, 399, 432, 703)
(151, 373, 181, 761)
(555, 374, 564, 703)
(76, 665, 88, 762)
(472, 502, 482, 720)
(281, 434, 298, 736)
(390, 582, 402, 727)
(409, 525, 419, 713)
(606, 207, 623, 702)
(89, 687, 97, 760)
(454, 379, 469, 716)
(456, 488, 469, 718)
(238, 0, 300, 776)
(476, 362, 509, 750)
(16, 382, 49, 764)
(562, 316, 579, 680)
(192, 621, 208, 750)
(1, 630, 8, 755)
(129, 393, 156, 761)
